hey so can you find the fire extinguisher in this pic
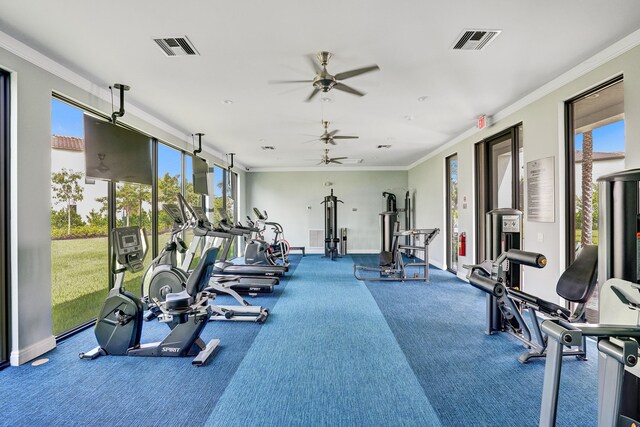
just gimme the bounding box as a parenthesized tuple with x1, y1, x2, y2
(459, 232, 466, 257)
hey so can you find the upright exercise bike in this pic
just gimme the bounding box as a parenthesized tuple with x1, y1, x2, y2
(79, 226, 220, 366)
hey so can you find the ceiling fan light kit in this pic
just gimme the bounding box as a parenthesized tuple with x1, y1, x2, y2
(272, 50, 380, 102)
(274, 50, 379, 166)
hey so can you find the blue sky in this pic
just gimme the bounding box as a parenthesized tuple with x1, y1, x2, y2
(574, 120, 625, 152)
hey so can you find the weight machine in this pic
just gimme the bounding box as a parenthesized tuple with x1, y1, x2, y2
(354, 227, 439, 282)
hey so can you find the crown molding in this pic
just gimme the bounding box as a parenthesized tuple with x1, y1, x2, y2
(3, 26, 639, 174)
(0, 29, 247, 170)
(407, 27, 640, 170)
(246, 165, 409, 173)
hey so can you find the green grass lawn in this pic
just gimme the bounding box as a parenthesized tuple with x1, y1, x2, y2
(51, 233, 172, 335)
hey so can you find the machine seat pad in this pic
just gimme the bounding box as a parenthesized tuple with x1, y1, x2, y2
(556, 244, 598, 303)
(164, 290, 194, 310)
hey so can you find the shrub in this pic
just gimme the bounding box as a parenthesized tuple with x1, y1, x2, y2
(51, 225, 108, 240)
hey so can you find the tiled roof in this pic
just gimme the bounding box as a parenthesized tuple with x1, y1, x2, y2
(575, 150, 624, 163)
(51, 135, 84, 152)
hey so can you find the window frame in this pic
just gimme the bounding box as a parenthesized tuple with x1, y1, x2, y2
(0, 69, 10, 370)
(445, 153, 458, 273)
(563, 75, 623, 267)
(474, 123, 522, 262)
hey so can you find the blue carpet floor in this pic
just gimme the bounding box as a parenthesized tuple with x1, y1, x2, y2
(0, 255, 301, 427)
(0, 254, 599, 427)
(352, 254, 598, 427)
(205, 254, 442, 427)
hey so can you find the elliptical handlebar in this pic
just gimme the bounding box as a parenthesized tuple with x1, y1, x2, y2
(177, 193, 199, 227)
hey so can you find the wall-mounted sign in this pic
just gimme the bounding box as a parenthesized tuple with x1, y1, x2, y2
(477, 115, 490, 129)
(527, 156, 555, 223)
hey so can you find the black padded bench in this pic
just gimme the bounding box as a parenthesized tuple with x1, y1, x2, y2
(289, 246, 305, 256)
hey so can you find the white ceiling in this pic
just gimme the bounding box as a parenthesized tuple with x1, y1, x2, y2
(1, 1, 639, 169)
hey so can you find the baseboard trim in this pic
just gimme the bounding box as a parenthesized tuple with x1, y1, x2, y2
(304, 249, 380, 255)
(430, 259, 445, 270)
(10, 336, 56, 366)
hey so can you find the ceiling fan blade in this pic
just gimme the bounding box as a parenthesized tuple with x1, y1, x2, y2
(306, 54, 322, 74)
(327, 129, 339, 137)
(334, 64, 380, 81)
(330, 159, 343, 164)
(327, 139, 336, 145)
(332, 135, 359, 139)
(332, 156, 348, 160)
(305, 88, 320, 102)
(333, 82, 366, 97)
(268, 79, 313, 84)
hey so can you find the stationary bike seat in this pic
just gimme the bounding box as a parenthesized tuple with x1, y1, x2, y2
(164, 290, 194, 310)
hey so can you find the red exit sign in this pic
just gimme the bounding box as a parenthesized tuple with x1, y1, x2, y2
(477, 115, 489, 129)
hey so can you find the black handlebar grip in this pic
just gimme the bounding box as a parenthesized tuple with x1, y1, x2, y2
(468, 274, 505, 298)
(505, 249, 547, 268)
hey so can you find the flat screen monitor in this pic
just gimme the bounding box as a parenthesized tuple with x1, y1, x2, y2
(84, 115, 153, 185)
(193, 155, 209, 195)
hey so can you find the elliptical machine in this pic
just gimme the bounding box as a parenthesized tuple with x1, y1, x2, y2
(79, 226, 220, 366)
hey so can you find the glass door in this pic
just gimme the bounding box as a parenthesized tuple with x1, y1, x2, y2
(475, 124, 523, 262)
(0, 69, 9, 369)
(446, 154, 459, 272)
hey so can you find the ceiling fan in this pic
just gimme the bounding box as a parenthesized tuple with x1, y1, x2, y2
(271, 51, 380, 102)
(308, 121, 359, 145)
(317, 148, 347, 165)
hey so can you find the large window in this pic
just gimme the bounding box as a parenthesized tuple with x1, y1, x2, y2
(446, 154, 459, 273)
(210, 164, 238, 257)
(157, 143, 182, 250)
(565, 77, 624, 322)
(50, 95, 223, 337)
(50, 98, 110, 336)
(115, 181, 152, 296)
(0, 69, 10, 369)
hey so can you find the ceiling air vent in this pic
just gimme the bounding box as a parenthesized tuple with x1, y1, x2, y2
(153, 36, 199, 57)
(452, 30, 501, 51)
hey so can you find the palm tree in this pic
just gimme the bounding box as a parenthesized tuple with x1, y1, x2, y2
(581, 130, 593, 245)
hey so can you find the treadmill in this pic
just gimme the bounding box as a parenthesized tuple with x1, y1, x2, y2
(175, 200, 278, 295)
(215, 210, 288, 277)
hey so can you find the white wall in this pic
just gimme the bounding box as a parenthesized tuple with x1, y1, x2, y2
(0, 42, 236, 365)
(409, 42, 640, 304)
(245, 171, 408, 253)
(574, 157, 625, 196)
